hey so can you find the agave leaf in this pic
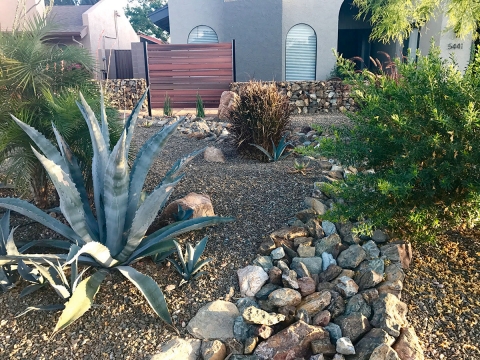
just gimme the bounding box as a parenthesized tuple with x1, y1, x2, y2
(192, 237, 209, 270)
(271, 139, 278, 159)
(17, 260, 42, 283)
(9, 115, 68, 172)
(0, 210, 10, 253)
(18, 239, 73, 253)
(32, 147, 94, 245)
(186, 243, 194, 274)
(19, 283, 45, 298)
(77, 93, 108, 243)
(52, 269, 107, 335)
(129, 217, 234, 261)
(134, 239, 176, 265)
(0, 198, 82, 244)
(67, 245, 81, 288)
(0, 268, 13, 291)
(100, 85, 110, 150)
(30, 262, 70, 299)
(66, 242, 117, 268)
(16, 304, 65, 318)
(192, 258, 212, 276)
(152, 247, 176, 264)
(160, 148, 204, 186)
(250, 143, 274, 161)
(5, 228, 19, 256)
(72, 267, 90, 293)
(52, 125, 99, 240)
(124, 90, 149, 153)
(0, 254, 98, 267)
(166, 258, 185, 278)
(116, 265, 173, 325)
(45, 259, 69, 289)
(173, 240, 186, 272)
(103, 130, 129, 256)
(116, 180, 180, 263)
(125, 119, 183, 229)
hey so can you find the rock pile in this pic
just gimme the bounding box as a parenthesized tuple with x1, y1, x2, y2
(153, 165, 424, 360)
(141, 115, 231, 142)
(102, 79, 148, 111)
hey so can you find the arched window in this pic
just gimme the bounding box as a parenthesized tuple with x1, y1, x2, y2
(286, 24, 317, 80)
(188, 26, 219, 44)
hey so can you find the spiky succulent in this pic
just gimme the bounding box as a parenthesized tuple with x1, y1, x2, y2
(168, 236, 212, 286)
(250, 135, 292, 162)
(0, 89, 233, 335)
(0, 210, 18, 292)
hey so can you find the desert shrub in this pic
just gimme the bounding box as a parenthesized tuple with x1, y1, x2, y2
(318, 45, 480, 242)
(229, 81, 292, 158)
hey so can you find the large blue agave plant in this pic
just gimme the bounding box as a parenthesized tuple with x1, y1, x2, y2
(0, 89, 233, 334)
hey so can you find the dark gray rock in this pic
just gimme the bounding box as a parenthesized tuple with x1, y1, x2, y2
(371, 293, 408, 337)
(253, 255, 274, 273)
(337, 244, 366, 269)
(315, 233, 342, 256)
(327, 290, 346, 319)
(355, 269, 383, 291)
(362, 240, 380, 259)
(291, 257, 323, 275)
(380, 242, 412, 269)
(324, 322, 343, 344)
(348, 328, 395, 360)
(234, 316, 256, 341)
(236, 297, 261, 315)
(255, 283, 281, 300)
(291, 260, 312, 278)
(318, 264, 343, 283)
(282, 270, 299, 289)
(334, 312, 372, 344)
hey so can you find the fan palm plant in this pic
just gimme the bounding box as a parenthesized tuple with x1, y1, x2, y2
(0, 14, 104, 206)
(0, 90, 234, 335)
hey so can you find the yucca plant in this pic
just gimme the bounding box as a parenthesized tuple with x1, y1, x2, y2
(0, 90, 233, 335)
(196, 93, 205, 118)
(163, 93, 173, 116)
(250, 135, 293, 162)
(167, 237, 212, 286)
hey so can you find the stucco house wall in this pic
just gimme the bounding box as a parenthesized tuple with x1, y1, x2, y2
(0, 0, 45, 30)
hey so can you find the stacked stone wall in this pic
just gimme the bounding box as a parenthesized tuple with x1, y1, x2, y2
(101, 79, 148, 111)
(230, 80, 356, 114)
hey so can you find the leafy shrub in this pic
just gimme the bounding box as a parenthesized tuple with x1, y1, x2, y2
(0, 90, 233, 334)
(318, 45, 480, 242)
(229, 81, 292, 158)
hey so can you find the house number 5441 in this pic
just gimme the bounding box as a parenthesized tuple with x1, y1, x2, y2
(447, 43, 464, 50)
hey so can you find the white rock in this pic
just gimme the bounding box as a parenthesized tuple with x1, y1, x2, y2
(321, 252, 337, 271)
(204, 147, 226, 163)
(336, 337, 355, 355)
(186, 300, 239, 340)
(151, 337, 201, 360)
(237, 265, 269, 297)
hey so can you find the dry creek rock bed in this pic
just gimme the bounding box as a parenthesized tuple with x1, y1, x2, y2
(0, 114, 478, 360)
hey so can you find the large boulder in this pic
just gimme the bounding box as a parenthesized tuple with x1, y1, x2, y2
(218, 91, 239, 120)
(254, 320, 330, 360)
(151, 337, 201, 360)
(160, 192, 215, 221)
(187, 300, 239, 340)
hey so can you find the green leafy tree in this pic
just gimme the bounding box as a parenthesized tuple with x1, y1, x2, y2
(353, 0, 480, 43)
(318, 45, 480, 242)
(125, 0, 169, 41)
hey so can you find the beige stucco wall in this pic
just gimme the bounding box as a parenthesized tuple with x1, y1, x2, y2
(0, 0, 45, 30)
(83, 0, 139, 76)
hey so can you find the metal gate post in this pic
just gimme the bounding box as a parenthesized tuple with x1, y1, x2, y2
(232, 39, 236, 83)
(143, 41, 153, 117)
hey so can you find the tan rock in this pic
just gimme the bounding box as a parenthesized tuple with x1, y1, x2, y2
(392, 327, 424, 360)
(218, 91, 239, 120)
(161, 192, 215, 221)
(204, 146, 226, 163)
(201, 340, 227, 360)
(370, 344, 401, 360)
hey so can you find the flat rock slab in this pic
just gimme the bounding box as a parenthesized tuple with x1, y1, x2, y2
(254, 320, 329, 360)
(151, 337, 201, 360)
(187, 300, 239, 340)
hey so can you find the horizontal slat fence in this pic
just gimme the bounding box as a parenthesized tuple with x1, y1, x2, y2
(147, 43, 233, 109)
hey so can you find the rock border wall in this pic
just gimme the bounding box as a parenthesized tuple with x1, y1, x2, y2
(101, 79, 148, 111)
(230, 80, 356, 115)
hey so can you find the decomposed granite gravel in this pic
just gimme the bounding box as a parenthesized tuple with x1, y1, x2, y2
(0, 114, 478, 359)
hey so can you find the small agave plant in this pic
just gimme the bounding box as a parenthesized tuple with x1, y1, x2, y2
(168, 236, 212, 286)
(250, 135, 292, 162)
(0, 89, 233, 335)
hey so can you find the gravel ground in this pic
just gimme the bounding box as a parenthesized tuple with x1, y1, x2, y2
(0, 113, 478, 359)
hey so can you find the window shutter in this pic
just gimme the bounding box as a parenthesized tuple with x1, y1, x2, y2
(286, 24, 317, 81)
(188, 26, 219, 44)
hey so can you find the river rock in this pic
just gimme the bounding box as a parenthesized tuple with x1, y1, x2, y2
(238, 266, 269, 297)
(152, 337, 201, 360)
(371, 293, 408, 337)
(254, 321, 329, 360)
(268, 288, 302, 307)
(201, 340, 227, 360)
(187, 300, 239, 340)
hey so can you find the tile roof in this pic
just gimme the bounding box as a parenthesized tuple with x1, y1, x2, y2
(47, 5, 92, 34)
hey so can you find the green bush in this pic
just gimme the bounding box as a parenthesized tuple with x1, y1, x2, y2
(163, 93, 172, 116)
(196, 93, 205, 118)
(318, 45, 480, 242)
(229, 81, 292, 159)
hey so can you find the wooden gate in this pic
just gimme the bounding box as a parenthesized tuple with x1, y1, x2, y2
(147, 43, 234, 109)
(115, 50, 134, 79)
